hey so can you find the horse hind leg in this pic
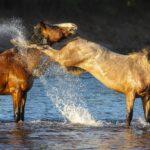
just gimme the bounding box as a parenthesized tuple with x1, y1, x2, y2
(125, 92, 135, 127)
(142, 96, 150, 123)
(12, 90, 26, 122)
(20, 92, 27, 121)
(12, 90, 21, 122)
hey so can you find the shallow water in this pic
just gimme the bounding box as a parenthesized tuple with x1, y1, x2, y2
(0, 19, 149, 149)
(0, 73, 150, 150)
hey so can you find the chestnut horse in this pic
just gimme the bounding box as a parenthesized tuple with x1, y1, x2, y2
(0, 22, 77, 122)
(41, 37, 150, 127)
(0, 48, 35, 122)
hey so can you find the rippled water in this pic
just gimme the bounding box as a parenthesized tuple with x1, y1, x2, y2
(0, 19, 149, 150)
(0, 72, 150, 149)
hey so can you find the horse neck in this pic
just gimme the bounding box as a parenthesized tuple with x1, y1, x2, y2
(41, 48, 59, 62)
(42, 28, 62, 41)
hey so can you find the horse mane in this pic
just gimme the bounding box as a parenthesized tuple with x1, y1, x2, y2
(40, 21, 77, 30)
(39, 21, 56, 29)
(128, 47, 150, 63)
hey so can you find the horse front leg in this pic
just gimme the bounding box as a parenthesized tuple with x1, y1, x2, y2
(142, 96, 150, 123)
(12, 90, 23, 123)
(125, 92, 135, 127)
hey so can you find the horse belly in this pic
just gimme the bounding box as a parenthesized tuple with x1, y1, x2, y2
(87, 68, 125, 93)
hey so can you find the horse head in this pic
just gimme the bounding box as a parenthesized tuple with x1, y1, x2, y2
(32, 21, 78, 45)
(53, 22, 77, 36)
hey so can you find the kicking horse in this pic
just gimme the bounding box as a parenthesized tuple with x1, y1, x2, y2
(40, 37, 150, 127)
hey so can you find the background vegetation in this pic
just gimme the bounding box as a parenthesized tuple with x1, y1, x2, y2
(0, 0, 150, 53)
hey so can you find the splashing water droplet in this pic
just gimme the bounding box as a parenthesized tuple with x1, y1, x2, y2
(0, 18, 101, 127)
(0, 18, 27, 54)
(138, 117, 150, 127)
(40, 64, 100, 126)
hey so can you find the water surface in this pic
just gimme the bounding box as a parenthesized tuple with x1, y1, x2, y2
(0, 73, 149, 150)
(0, 19, 149, 149)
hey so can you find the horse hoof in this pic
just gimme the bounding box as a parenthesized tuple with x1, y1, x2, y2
(145, 117, 150, 123)
(126, 125, 131, 129)
(14, 113, 20, 123)
(15, 119, 24, 124)
(126, 121, 131, 128)
(18, 120, 24, 125)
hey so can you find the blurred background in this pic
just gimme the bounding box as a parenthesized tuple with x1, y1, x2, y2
(0, 0, 150, 53)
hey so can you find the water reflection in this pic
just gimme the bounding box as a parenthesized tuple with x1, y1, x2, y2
(0, 76, 149, 149)
(0, 121, 149, 149)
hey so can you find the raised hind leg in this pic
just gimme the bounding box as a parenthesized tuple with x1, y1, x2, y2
(12, 89, 24, 122)
(125, 92, 135, 127)
(142, 96, 150, 123)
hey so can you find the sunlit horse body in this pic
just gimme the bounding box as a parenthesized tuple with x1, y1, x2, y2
(0, 22, 77, 122)
(41, 37, 150, 127)
(0, 48, 38, 122)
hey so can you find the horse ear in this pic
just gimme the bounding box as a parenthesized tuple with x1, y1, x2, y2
(39, 21, 46, 29)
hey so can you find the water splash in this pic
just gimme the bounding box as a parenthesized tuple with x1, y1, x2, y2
(137, 117, 150, 127)
(40, 64, 99, 126)
(0, 18, 98, 126)
(0, 18, 27, 54)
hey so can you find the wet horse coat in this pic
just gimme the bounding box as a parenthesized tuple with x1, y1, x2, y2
(41, 37, 150, 127)
(0, 49, 33, 122)
(0, 22, 77, 122)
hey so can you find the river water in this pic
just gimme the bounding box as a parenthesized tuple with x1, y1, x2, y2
(0, 71, 149, 150)
(0, 19, 149, 150)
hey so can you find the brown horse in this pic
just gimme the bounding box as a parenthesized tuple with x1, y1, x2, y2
(0, 22, 77, 123)
(40, 37, 150, 127)
(0, 48, 35, 122)
(32, 21, 77, 45)
(0, 44, 56, 123)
